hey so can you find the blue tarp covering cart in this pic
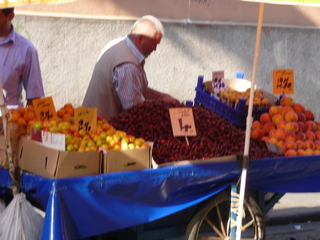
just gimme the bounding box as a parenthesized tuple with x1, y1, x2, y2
(1, 154, 320, 239)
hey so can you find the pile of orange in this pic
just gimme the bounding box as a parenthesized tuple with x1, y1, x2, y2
(3, 105, 37, 135)
(6, 105, 36, 124)
(56, 103, 77, 122)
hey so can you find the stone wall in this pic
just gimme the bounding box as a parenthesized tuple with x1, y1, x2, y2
(12, 15, 320, 120)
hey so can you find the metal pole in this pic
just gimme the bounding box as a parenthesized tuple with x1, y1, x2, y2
(236, 3, 265, 240)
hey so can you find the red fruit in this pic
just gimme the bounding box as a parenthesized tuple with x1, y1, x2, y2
(296, 149, 306, 156)
(305, 110, 315, 121)
(259, 113, 272, 125)
(284, 141, 297, 152)
(305, 120, 317, 132)
(305, 139, 315, 150)
(315, 131, 320, 140)
(280, 96, 294, 107)
(296, 131, 306, 141)
(296, 112, 306, 122)
(285, 149, 297, 157)
(297, 121, 307, 132)
(292, 103, 305, 113)
(251, 120, 263, 130)
(315, 121, 320, 131)
(268, 128, 277, 138)
(263, 122, 276, 135)
(282, 106, 294, 117)
(284, 111, 298, 122)
(305, 130, 316, 141)
(314, 140, 320, 150)
(295, 139, 306, 150)
(285, 121, 299, 133)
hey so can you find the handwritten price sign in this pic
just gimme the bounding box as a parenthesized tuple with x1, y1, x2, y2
(74, 108, 97, 133)
(169, 108, 197, 137)
(212, 71, 228, 93)
(273, 69, 294, 94)
(33, 96, 57, 121)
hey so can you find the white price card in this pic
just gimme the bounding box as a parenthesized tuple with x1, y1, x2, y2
(41, 131, 65, 151)
(169, 108, 197, 137)
(212, 71, 228, 93)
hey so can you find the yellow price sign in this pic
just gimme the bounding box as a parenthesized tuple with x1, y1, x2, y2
(74, 108, 97, 133)
(169, 108, 197, 137)
(32, 96, 57, 121)
(272, 69, 294, 94)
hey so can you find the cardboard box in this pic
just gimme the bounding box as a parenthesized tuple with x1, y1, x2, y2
(16, 136, 101, 179)
(157, 154, 239, 167)
(103, 147, 151, 173)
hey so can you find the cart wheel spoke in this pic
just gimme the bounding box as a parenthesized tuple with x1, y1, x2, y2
(185, 190, 265, 240)
(204, 216, 225, 238)
(241, 219, 254, 230)
(198, 237, 225, 240)
(215, 203, 227, 236)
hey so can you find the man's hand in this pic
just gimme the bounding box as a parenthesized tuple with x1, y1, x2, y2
(145, 87, 180, 104)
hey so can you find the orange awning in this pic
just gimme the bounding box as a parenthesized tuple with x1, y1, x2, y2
(0, 0, 77, 9)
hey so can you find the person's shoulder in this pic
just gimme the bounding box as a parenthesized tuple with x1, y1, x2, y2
(108, 37, 126, 47)
(97, 37, 126, 60)
(102, 37, 126, 52)
(13, 30, 37, 50)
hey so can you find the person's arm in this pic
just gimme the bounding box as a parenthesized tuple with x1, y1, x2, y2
(145, 87, 180, 104)
(22, 46, 45, 106)
(114, 63, 146, 110)
(26, 99, 37, 106)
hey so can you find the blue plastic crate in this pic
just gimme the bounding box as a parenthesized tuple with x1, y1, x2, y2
(194, 76, 270, 129)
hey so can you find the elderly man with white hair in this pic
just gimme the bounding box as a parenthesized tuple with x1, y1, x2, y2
(82, 15, 178, 120)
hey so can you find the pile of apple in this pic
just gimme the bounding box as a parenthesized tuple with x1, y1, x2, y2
(221, 88, 271, 108)
(251, 95, 320, 156)
(4, 104, 147, 152)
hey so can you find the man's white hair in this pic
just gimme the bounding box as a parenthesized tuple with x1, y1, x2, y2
(130, 15, 164, 38)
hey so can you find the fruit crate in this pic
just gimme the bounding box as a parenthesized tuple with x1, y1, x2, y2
(194, 76, 272, 129)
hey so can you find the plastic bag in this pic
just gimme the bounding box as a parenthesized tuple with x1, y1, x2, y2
(0, 193, 44, 240)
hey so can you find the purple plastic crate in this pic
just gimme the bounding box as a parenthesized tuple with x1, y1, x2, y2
(194, 76, 270, 129)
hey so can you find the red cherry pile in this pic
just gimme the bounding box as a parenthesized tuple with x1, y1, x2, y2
(109, 100, 282, 164)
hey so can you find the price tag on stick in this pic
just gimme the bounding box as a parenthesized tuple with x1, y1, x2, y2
(273, 69, 294, 94)
(74, 107, 97, 133)
(169, 108, 197, 137)
(212, 71, 228, 93)
(33, 96, 57, 121)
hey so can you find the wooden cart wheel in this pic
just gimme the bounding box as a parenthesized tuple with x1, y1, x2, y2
(185, 190, 265, 240)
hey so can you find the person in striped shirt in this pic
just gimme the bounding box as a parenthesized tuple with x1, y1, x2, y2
(82, 15, 179, 120)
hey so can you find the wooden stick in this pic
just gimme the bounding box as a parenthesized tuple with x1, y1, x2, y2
(185, 136, 189, 146)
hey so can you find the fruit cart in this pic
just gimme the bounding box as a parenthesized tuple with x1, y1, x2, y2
(1, 151, 319, 240)
(0, 76, 314, 240)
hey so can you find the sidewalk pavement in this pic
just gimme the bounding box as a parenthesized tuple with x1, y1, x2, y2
(267, 193, 320, 226)
(265, 193, 320, 240)
(265, 221, 320, 240)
